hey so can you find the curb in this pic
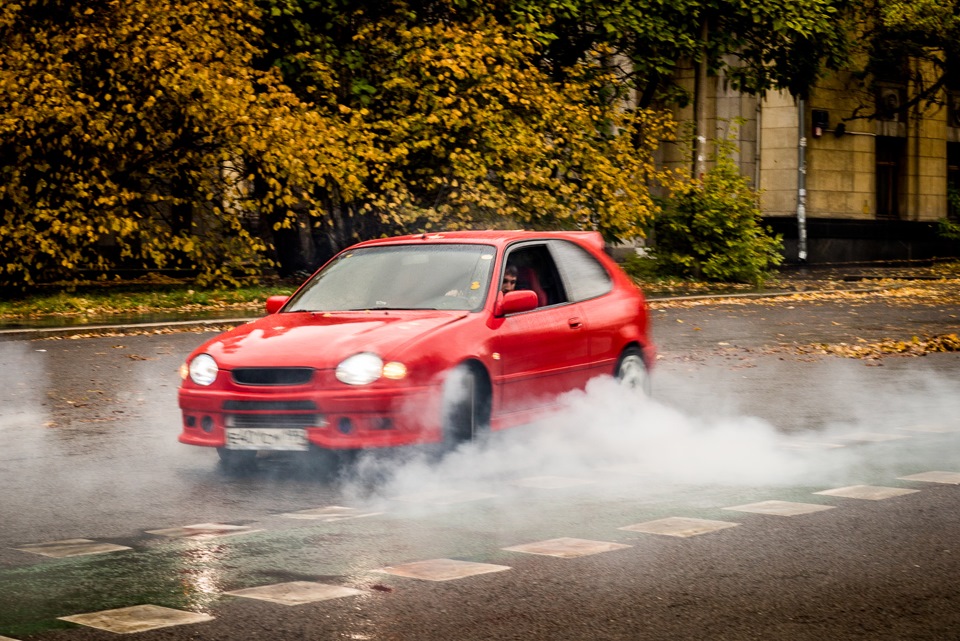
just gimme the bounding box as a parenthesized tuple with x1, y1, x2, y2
(646, 285, 888, 303)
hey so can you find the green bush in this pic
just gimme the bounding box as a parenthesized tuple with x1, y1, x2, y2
(940, 187, 960, 241)
(619, 251, 659, 280)
(653, 145, 783, 286)
(940, 218, 960, 241)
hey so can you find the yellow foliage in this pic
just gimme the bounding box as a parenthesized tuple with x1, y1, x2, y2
(329, 17, 672, 242)
(0, 0, 363, 287)
(2, 2, 674, 286)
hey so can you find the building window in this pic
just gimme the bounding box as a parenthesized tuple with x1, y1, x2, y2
(876, 136, 905, 220)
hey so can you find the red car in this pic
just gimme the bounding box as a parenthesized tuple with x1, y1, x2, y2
(178, 230, 655, 467)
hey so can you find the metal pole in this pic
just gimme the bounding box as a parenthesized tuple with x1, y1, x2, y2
(797, 99, 808, 263)
(694, 19, 709, 180)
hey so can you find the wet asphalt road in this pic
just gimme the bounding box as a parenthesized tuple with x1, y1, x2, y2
(2, 288, 960, 640)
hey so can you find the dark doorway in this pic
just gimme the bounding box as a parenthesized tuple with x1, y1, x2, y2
(876, 136, 905, 220)
(948, 142, 960, 221)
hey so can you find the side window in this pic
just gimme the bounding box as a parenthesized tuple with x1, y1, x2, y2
(502, 243, 568, 307)
(548, 240, 613, 302)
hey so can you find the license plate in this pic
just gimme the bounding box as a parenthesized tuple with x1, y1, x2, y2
(224, 428, 309, 451)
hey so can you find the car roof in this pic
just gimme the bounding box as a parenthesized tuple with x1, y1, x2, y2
(350, 230, 605, 253)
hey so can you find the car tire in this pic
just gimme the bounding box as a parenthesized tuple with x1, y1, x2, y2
(615, 346, 652, 396)
(216, 448, 256, 471)
(304, 446, 351, 481)
(441, 364, 491, 448)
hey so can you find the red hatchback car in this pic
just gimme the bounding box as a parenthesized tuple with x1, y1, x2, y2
(178, 230, 655, 467)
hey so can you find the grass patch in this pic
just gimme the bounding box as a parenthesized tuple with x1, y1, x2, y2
(0, 281, 295, 320)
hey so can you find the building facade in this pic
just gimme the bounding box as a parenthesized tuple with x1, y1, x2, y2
(665, 65, 960, 264)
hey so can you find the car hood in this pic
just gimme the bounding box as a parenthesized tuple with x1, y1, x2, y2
(199, 310, 468, 369)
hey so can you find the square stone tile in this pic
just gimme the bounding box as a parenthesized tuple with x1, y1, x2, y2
(14, 538, 132, 558)
(619, 517, 740, 538)
(898, 425, 959, 433)
(722, 500, 836, 517)
(59, 604, 212, 633)
(146, 523, 261, 540)
(779, 441, 846, 451)
(814, 485, 920, 500)
(281, 506, 382, 521)
(837, 432, 909, 443)
(378, 558, 510, 581)
(225, 581, 363, 605)
(503, 537, 631, 558)
(898, 471, 960, 485)
(389, 489, 497, 505)
(599, 465, 654, 477)
(510, 476, 596, 489)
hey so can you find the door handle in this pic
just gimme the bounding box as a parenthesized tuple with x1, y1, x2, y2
(568, 318, 583, 329)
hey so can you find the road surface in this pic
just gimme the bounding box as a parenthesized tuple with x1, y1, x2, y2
(2, 286, 959, 640)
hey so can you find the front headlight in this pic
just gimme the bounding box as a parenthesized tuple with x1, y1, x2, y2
(336, 352, 383, 385)
(188, 353, 219, 386)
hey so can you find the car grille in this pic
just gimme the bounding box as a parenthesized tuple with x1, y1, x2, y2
(232, 368, 315, 386)
(223, 400, 317, 411)
(226, 414, 322, 429)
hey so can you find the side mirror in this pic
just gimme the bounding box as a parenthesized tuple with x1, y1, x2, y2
(495, 290, 538, 316)
(265, 295, 290, 314)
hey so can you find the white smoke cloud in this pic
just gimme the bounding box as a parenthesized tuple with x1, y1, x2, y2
(341, 379, 838, 508)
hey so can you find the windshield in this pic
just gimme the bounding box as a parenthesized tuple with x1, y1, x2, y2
(285, 244, 497, 312)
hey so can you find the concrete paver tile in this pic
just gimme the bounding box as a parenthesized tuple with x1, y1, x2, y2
(898, 471, 960, 485)
(814, 485, 920, 500)
(510, 475, 596, 489)
(620, 517, 740, 538)
(503, 537, 630, 558)
(14, 539, 131, 558)
(59, 605, 212, 633)
(723, 500, 836, 516)
(225, 581, 363, 605)
(378, 558, 511, 581)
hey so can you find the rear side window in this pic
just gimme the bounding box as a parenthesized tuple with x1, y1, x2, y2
(549, 240, 612, 302)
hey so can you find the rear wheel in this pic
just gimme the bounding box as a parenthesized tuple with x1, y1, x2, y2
(615, 346, 651, 396)
(441, 364, 491, 449)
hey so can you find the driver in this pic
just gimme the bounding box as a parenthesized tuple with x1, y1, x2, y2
(501, 265, 518, 294)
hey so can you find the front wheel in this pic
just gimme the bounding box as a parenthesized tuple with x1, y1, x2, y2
(216, 447, 256, 472)
(440, 365, 491, 449)
(615, 346, 652, 396)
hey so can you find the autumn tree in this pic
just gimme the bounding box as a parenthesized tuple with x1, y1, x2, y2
(497, 0, 850, 102)
(842, 0, 960, 121)
(2, 0, 860, 287)
(252, 2, 678, 273)
(0, 0, 361, 288)
(2, 0, 674, 284)
(253, 0, 857, 272)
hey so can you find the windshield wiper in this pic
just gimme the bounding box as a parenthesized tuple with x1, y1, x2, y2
(344, 307, 434, 311)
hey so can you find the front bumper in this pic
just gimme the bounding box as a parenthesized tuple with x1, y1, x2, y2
(178, 383, 440, 450)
